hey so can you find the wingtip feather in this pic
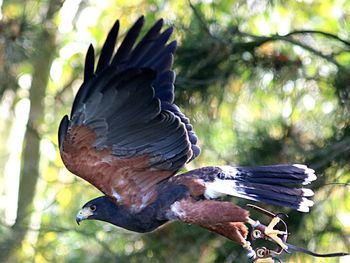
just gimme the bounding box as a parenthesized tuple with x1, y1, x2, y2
(84, 44, 95, 81)
(155, 18, 164, 28)
(95, 19, 120, 73)
(136, 15, 145, 26)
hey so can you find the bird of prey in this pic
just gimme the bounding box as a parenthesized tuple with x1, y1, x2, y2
(58, 16, 316, 261)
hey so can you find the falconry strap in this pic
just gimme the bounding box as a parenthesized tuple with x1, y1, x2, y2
(247, 204, 349, 263)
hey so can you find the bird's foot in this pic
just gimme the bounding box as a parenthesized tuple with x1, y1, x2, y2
(246, 205, 290, 262)
(264, 217, 288, 251)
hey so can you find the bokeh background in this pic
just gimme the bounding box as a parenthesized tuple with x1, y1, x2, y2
(0, 0, 350, 262)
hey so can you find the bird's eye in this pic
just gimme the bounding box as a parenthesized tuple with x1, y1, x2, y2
(90, 205, 96, 211)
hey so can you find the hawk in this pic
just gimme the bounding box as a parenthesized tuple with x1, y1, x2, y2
(58, 16, 316, 261)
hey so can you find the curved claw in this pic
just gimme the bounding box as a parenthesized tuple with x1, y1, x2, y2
(264, 217, 288, 251)
(254, 257, 275, 263)
(246, 205, 349, 262)
(247, 205, 289, 252)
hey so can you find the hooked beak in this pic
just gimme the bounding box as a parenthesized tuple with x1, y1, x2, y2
(76, 207, 94, 225)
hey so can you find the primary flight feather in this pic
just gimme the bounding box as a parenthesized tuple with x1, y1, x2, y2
(58, 16, 316, 255)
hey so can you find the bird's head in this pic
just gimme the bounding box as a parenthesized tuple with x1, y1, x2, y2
(75, 195, 167, 233)
(76, 196, 117, 225)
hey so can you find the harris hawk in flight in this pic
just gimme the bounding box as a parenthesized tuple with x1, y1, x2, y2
(58, 16, 318, 261)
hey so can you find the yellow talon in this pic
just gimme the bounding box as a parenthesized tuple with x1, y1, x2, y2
(254, 257, 275, 263)
(264, 217, 288, 251)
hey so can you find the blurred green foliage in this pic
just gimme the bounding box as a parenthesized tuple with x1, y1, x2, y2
(0, 0, 349, 262)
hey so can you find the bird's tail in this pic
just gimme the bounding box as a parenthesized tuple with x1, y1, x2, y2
(204, 164, 316, 212)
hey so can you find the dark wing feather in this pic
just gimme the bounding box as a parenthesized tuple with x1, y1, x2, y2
(84, 44, 95, 81)
(111, 16, 145, 67)
(59, 17, 200, 210)
(95, 20, 120, 74)
(127, 18, 164, 66)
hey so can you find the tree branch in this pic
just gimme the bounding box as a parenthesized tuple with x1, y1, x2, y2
(237, 31, 343, 68)
(284, 30, 350, 47)
(187, 0, 212, 37)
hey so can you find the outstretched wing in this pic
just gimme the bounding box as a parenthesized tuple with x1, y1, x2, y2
(58, 16, 200, 210)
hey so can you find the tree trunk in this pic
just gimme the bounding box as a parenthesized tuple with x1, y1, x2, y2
(0, 0, 62, 261)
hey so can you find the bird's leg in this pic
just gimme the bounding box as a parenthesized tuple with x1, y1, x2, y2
(246, 217, 288, 251)
(199, 222, 258, 260)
